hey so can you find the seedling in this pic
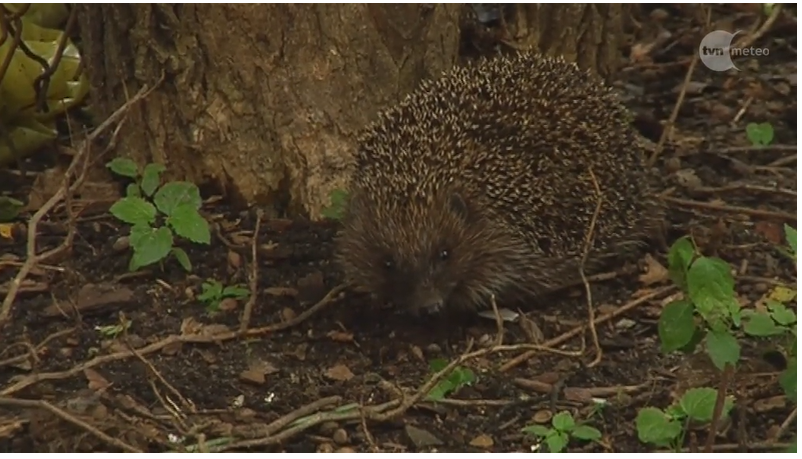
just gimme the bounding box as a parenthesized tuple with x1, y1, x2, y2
(321, 189, 349, 221)
(106, 158, 211, 272)
(197, 280, 250, 313)
(425, 358, 477, 401)
(746, 122, 774, 147)
(522, 411, 602, 453)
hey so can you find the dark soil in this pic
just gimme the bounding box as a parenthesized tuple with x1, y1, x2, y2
(0, 5, 797, 453)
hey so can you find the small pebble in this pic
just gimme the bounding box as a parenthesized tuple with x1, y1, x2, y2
(319, 421, 339, 435)
(332, 428, 349, 445)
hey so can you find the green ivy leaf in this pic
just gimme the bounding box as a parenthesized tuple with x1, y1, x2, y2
(167, 204, 211, 244)
(659, 299, 697, 353)
(636, 407, 683, 446)
(668, 237, 695, 290)
(571, 425, 602, 441)
(141, 163, 166, 197)
(129, 226, 173, 271)
(552, 411, 575, 431)
(521, 424, 551, 438)
(705, 329, 740, 371)
(154, 181, 203, 216)
(746, 122, 774, 146)
(428, 358, 449, 372)
(743, 310, 785, 337)
(110, 196, 157, 226)
(106, 158, 139, 179)
(172, 247, 192, 272)
(687, 257, 736, 320)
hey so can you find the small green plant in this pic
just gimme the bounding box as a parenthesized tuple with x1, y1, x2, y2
(636, 388, 734, 449)
(425, 358, 477, 401)
(197, 279, 250, 313)
(321, 189, 349, 221)
(639, 226, 797, 449)
(522, 411, 602, 453)
(106, 158, 211, 272)
(746, 122, 774, 147)
(95, 319, 131, 339)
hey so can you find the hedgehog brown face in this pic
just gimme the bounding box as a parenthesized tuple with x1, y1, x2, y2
(337, 189, 503, 315)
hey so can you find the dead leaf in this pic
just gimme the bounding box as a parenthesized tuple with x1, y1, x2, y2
(469, 434, 494, 449)
(563, 386, 594, 402)
(404, 425, 443, 447)
(162, 340, 184, 356)
(755, 221, 785, 245)
(327, 330, 354, 343)
(227, 250, 242, 269)
(219, 297, 239, 311)
(264, 287, 299, 297)
(240, 369, 266, 385)
(324, 364, 355, 382)
(84, 368, 111, 392)
(281, 307, 297, 321)
(754, 395, 787, 413)
(291, 343, 308, 361)
(639, 254, 669, 286)
(43, 283, 135, 317)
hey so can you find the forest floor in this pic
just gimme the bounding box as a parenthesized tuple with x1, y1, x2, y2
(0, 5, 797, 454)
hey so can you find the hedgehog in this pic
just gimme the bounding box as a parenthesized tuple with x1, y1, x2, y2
(335, 53, 662, 316)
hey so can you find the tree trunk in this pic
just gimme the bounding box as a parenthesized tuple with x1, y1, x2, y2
(76, 4, 461, 218)
(509, 4, 625, 77)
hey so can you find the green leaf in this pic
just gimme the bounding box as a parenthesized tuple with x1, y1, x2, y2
(450, 367, 476, 386)
(668, 237, 695, 290)
(687, 257, 736, 320)
(153, 181, 203, 215)
(172, 247, 192, 272)
(428, 358, 449, 372)
(636, 407, 683, 446)
(321, 189, 350, 221)
(223, 285, 250, 299)
(109, 196, 157, 226)
(129, 226, 173, 271)
(679, 387, 719, 422)
(198, 281, 223, 302)
(784, 224, 797, 263)
(425, 381, 453, 401)
(521, 424, 551, 438)
(768, 300, 797, 326)
(552, 411, 575, 431)
(106, 158, 139, 179)
(167, 204, 211, 244)
(743, 310, 785, 336)
(126, 183, 141, 198)
(0, 196, 24, 222)
(141, 163, 166, 197)
(571, 425, 602, 441)
(780, 363, 796, 401)
(745, 122, 774, 146)
(545, 431, 569, 453)
(705, 329, 740, 371)
(659, 299, 697, 353)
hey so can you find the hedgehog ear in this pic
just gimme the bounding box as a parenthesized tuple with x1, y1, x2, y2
(449, 192, 469, 221)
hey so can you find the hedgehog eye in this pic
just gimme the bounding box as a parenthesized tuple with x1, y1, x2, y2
(383, 257, 395, 271)
(438, 249, 450, 261)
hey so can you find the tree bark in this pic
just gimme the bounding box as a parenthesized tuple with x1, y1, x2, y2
(76, 4, 461, 218)
(510, 4, 625, 77)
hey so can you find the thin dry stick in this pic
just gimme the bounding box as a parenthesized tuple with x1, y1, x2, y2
(500, 286, 674, 372)
(735, 4, 783, 49)
(580, 168, 604, 368)
(240, 209, 263, 333)
(490, 294, 505, 347)
(0, 397, 143, 452)
(646, 6, 710, 167)
(662, 196, 796, 222)
(0, 82, 160, 325)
